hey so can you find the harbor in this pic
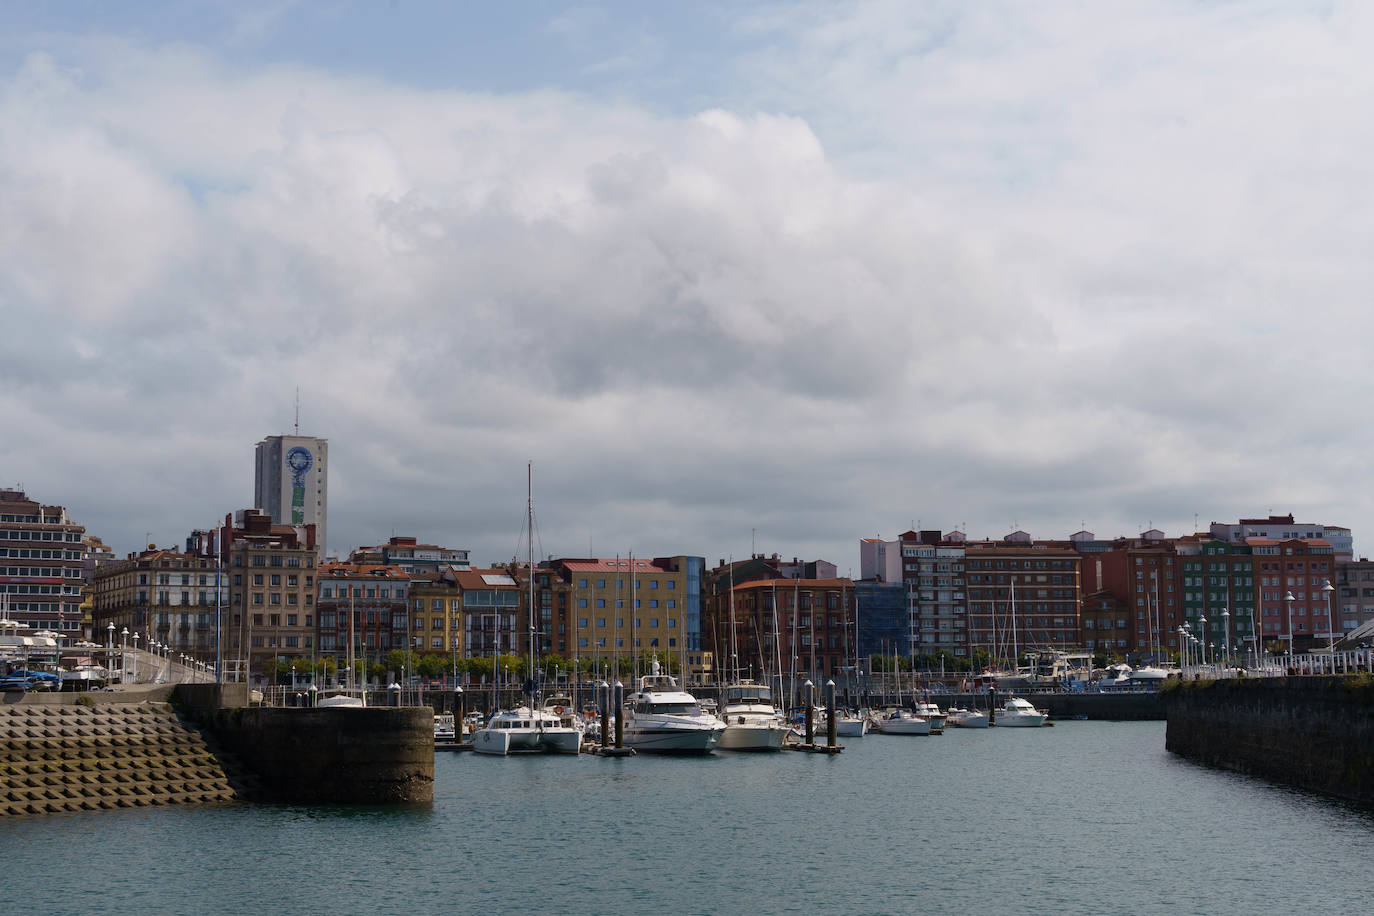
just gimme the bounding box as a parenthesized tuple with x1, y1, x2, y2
(3, 718, 1371, 914)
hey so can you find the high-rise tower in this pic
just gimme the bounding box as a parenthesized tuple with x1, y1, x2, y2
(254, 435, 328, 558)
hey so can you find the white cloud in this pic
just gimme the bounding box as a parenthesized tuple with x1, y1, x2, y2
(2, 3, 1373, 567)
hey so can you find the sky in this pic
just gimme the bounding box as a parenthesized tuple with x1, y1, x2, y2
(2, 0, 1372, 569)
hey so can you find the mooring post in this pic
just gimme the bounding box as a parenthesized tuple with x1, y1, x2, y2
(613, 680, 625, 748)
(599, 680, 610, 748)
(825, 679, 837, 748)
(803, 679, 815, 745)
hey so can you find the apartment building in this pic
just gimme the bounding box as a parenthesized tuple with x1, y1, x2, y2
(222, 509, 318, 684)
(0, 489, 86, 640)
(92, 547, 228, 664)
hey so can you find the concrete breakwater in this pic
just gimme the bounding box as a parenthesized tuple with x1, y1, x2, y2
(1164, 676, 1374, 805)
(202, 704, 434, 805)
(2, 687, 434, 817)
(0, 692, 246, 817)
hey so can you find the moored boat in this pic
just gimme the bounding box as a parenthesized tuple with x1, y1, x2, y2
(946, 707, 990, 729)
(473, 706, 582, 755)
(992, 696, 1047, 728)
(874, 708, 931, 736)
(622, 660, 724, 754)
(716, 681, 788, 751)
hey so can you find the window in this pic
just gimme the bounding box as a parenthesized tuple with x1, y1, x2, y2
(578, 618, 588, 628)
(596, 598, 606, 608)
(253, 574, 263, 586)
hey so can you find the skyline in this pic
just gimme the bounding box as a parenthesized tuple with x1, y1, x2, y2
(2, 2, 1371, 567)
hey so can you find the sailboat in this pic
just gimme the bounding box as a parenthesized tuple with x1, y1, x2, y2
(472, 464, 581, 756)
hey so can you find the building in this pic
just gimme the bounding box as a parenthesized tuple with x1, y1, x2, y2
(317, 563, 411, 676)
(350, 536, 470, 575)
(898, 530, 969, 659)
(1209, 514, 1353, 562)
(1334, 557, 1374, 637)
(222, 509, 319, 684)
(91, 546, 228, 665)
(854, 579, 906, 661)
(1249, 537, 1337, 653)
(0, 489, 86, 641)
(859, 538, 903, 583)
(408, 565, 464, 657)
(1080, 589, 1131, 657)
(716, 577, 855, 685)
(455, 567, 522, 658)
(254, 434, 328, 559)
(964, 537, 1082, 664)
(546, 556, 707, 682)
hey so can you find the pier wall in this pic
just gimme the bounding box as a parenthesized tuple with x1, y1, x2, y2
(1164, 676, 1374, 804)
(202, 705, 435, 805)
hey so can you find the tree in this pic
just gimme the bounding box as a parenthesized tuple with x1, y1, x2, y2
(416, 653, 448, 678)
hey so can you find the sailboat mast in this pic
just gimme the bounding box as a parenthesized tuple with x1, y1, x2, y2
(527, 462, 537, 714)
(728, 560, 737, 683)
(1011, 576, 1019, 672)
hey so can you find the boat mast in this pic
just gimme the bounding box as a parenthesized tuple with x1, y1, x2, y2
(728, 560, 737, 683)
(527, 461, 538, 722)
(1010, 576, 1019, 673)
(770, 580, 782, 705)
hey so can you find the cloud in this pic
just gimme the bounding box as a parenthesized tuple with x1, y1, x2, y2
(2, 3, 1372, 571)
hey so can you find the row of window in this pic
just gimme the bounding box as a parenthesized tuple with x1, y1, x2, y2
(0, 529, 81, 542)
(575, 578, 677, 590)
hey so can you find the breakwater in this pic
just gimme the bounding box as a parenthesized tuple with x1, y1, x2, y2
(1164, 676, 1374, 804)
(0, 692, 246, 816)
(2, 687, 435, 816)
(202, 704, 434, 804)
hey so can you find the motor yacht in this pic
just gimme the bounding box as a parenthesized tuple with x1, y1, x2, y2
(716, 681, 788, 751)
(622, 661, 724, 754)
(992, 696, 1047, 728)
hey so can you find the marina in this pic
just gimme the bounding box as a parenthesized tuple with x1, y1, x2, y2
(3, 720, 1372, 914)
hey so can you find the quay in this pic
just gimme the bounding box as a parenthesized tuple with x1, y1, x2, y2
(1164, 674, 1374, 805)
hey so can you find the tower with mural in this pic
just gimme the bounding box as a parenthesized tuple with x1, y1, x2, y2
(254, 434, 328, 560)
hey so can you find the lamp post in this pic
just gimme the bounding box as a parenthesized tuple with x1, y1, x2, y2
(120, 627, 129, 683)
(106, 622, 115, 682)
(131, 632, 140, 682)
(1322, 580, 1337, 674)
(1221, 609, 1231, 670)
(1284, 592, 1296, 672)
(1199, 616, 1208, 667)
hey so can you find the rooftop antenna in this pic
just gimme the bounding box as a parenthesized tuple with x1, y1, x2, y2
(751, 528, 756, 558)
(294, 387, 300, 436)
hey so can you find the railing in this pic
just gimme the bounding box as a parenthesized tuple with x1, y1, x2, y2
(1181, 649, 1374, 679)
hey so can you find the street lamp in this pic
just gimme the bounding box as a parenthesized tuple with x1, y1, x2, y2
(131, 632, 140, 682)
(1284, 592, 1296, 672)
(106, 622, 115, 681)
(120, 627, 129, 684)
(1199, 616, 1208, 667)
(1322, 580, 1337, 674)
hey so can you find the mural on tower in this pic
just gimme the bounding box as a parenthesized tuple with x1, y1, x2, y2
(286, 446, 313, 524)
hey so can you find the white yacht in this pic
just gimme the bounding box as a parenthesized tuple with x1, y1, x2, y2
(993, 696, 1047, 728)
(873, 708, 931, 736)
(716, 681, 789, 751)
(472, 706, 582, 756)
(913, 700, 947, 733)
(622, 661, 725, 754)
(946, 707, 990, 729)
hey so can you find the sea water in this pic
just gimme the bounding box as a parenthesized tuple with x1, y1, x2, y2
(2, 722, 1370, 915)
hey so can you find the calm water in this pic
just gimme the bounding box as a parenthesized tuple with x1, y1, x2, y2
(3, 722, 1371, 914)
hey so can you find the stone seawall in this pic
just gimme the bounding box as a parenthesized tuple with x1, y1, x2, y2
(203, 706, 434, 805)
(1164, 677, 1374, 804)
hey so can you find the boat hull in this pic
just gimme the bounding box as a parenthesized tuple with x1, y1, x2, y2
(835, 718, 868, 737)
(993, 713, 1046, 728)
(876, 716, 931, 736)
(624, 725, 724, 754)
(472, 726, 582, 755)
(717, 723, 788, 751)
